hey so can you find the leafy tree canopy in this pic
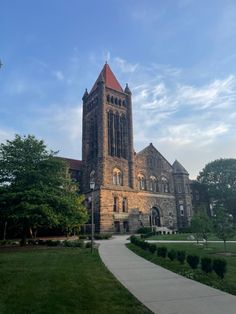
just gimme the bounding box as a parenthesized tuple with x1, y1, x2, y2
(191, 210, 212, 245)
(0, 135, 88, 243)
(197, 158, 236, 222)
(213, 206, 235, 252)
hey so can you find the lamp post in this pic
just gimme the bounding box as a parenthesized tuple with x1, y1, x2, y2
(90, 180, 95, 253)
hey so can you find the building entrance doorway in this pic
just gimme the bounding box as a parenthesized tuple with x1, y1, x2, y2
(123, 221, 129, 232)
(150, 207, 161, 227)
(114, 221, 120, 233)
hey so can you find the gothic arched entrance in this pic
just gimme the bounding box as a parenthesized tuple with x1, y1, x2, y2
(150, 207, 161, 227)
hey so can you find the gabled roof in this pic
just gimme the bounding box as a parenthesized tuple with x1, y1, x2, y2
(90, 63, 123, 93)
(172, 160, 189, 175)
(59, 157, 83, 171)
(136, 143, 172, 169)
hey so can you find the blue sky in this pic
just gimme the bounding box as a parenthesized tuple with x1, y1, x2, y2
(1, 0, 236, 178)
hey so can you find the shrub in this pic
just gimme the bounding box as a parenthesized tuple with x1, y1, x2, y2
(149, 244, 157, 254)
(63, 240, 84, 248)
(46, 240, 61, 246)
(79, 235, 88, 239)
(157, 247, 167, 258)
(187, 255, 199, 269)
(139, 240, 149, 250)
(168, 249, 177, 261)
(0, 240, 7, 246)
(213, 259, 227, 279)
(94, 233, 112, 240)
(201, 257, 212, 273)
(137, 227, 152, 234)
(27, 239, 39, 245)
(176, 250, 186, 264)
(85, 242, 92, 248)
(38, 239, 47, 245)
(130, 235, 136, 244)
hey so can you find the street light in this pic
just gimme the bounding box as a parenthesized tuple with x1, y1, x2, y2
(0, 60, 3, 69)
(90, 180, 95, 253)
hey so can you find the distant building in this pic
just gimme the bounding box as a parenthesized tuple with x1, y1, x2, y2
(63, 63, 195, 233)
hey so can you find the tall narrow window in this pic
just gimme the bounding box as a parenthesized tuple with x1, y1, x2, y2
(180, 205, 184, 216)
(113, 197, 118, 212)
(113, 168, 123, 186)
(107, 111, 114, 156)
(161, 177, 169, 193)
(114, 113, 121, 157)
(88, 115, 98, 160)
(149, 176, 157, 192)
(120, 114, 127, 159)
(138, 174, 146, 190)
(122, 198, 128, 212)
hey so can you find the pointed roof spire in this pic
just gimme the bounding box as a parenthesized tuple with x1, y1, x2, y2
(172, 160, 189, 175)
(82, 88, 89, 101)
(125, 83, 131, 94)
(90, 63, 123, 93)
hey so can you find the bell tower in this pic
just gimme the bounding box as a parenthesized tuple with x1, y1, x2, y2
(82, 63, 134, 192)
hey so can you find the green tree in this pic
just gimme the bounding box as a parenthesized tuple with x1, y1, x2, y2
(0, 135, 88, 243)
(213, 206, 235, 252)
(197, 158, 236, 222)
(191, 211, 212, 247)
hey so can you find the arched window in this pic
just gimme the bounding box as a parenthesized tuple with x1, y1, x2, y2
(138, 174, 146, 190)
(111, 96, 114, 104)
(161, 177, 169, 193)
(122, 100, 126, 106)
(122, 198, 128, 212)
(107, 94, 110, 102)
(149, 176, 157, 192)
(90, 170, 95, 182)
(118, 99, 121, 106)
(115, 97, 118, 105)
(113, 168, 123, 185)
(150, 207, 161, 227)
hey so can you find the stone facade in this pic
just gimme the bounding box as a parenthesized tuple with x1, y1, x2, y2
(64, 63, 194, 233)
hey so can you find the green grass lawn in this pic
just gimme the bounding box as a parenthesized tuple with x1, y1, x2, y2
(146, 233, 236, 241)
(0, 247, 151, 314)
(127, 242, 236, 296)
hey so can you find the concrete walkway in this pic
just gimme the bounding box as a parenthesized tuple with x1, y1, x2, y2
(99, 235, 236, 314)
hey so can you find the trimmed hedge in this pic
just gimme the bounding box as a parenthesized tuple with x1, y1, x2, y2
(201, 257, 212, 273)
(168, 249, 177, 261)
(157, 247, 167, 258)
(187, 255, 199, 269)
(176, 250, 186, 264)
(213, 259, 227, 279)
(136, 227, 152, 234)
(129, 235, 228, 281)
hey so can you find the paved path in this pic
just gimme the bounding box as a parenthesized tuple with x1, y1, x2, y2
(99, 235, 236, 314)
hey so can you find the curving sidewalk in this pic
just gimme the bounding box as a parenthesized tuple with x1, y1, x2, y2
(99, 235, 236, 314)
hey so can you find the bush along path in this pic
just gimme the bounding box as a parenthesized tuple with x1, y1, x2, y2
(129, 235, 234, 294)
(99, 235, 236, 314)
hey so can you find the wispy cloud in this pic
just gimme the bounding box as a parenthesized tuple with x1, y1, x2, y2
(53, 70, 64, 81)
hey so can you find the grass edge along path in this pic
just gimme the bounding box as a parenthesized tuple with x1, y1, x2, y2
(0, 247, 152, 314)
(127, 242, 236, 296)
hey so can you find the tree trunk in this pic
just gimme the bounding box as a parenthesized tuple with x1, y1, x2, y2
(3, 221, 7, 240)
(34, 229, 38, 239)
(224, 240, 227, 253)
(29, 227, 33, 238)
(20, 221, 28, 246)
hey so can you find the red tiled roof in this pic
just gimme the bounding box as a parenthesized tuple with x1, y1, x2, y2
(59, 157, 83, 170)
(90, 63, 123, 93)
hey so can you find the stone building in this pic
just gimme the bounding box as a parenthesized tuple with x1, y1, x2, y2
(64, 63, 193, 233)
